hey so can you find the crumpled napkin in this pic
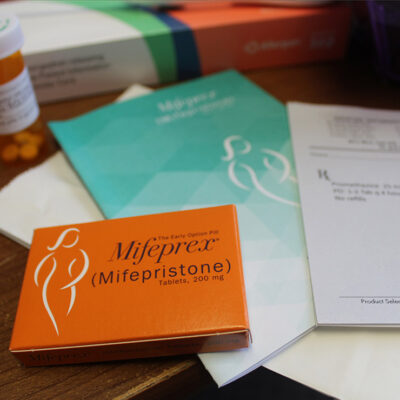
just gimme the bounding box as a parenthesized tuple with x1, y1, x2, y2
(0, 84, 152, 247)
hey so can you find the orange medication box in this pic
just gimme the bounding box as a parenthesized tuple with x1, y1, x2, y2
(10, 205, 250, 366)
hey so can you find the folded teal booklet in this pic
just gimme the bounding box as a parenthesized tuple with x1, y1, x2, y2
(50, 70, 315, 385)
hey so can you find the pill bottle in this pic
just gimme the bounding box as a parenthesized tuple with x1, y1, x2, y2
(0, 14, 45, 164)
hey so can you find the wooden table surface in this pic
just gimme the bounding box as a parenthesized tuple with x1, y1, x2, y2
(1, 54, 400, 400)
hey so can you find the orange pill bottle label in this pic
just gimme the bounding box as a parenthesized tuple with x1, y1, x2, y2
(0, 15, 45, 164)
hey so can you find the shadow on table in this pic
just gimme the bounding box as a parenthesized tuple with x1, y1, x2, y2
(187, 367, 338, 400)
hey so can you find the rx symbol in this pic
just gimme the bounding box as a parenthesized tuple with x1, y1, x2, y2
(318, 169, 330, 181)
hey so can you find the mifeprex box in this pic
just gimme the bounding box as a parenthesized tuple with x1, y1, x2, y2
(1, 1, 351, 103)
(10, 205, 250, 366)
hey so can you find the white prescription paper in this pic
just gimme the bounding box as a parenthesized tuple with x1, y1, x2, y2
(289, 102, 400, 326)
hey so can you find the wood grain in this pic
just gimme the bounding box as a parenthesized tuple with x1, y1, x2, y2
(1, 56, 399, 399)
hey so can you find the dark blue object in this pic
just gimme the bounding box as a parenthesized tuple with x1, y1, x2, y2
(368, 0, 400, 82)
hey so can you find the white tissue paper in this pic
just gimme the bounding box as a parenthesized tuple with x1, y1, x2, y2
(0, 84, 152, 247)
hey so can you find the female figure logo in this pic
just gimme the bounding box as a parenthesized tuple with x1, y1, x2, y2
(222, 135, 299, 207)
(33, 228, 89, 335)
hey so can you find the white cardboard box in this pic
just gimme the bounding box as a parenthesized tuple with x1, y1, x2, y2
(2, 1, 159, 103)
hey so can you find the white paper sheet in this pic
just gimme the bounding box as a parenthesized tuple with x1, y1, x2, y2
(199, 256, 314, 386)
(288, 102, 400, 326)
(265, 326, 400, 400)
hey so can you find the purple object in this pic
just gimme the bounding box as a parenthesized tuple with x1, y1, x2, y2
(368, 0, 400, 82)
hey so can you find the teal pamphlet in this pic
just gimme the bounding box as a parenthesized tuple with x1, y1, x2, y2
(50, 70, 315, 385)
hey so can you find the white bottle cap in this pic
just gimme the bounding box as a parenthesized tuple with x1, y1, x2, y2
(0, 14, 24, 60)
